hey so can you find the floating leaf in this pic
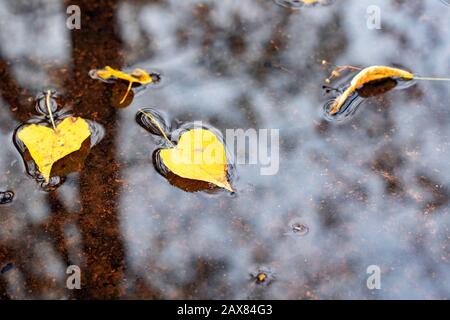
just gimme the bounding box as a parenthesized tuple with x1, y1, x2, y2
(325, 65, 450, 117)
(159, 129, 233, 192)
(250, 268, 275, 286)
(138, 109, 233, 192)
(328, 66, 414, 115)
(17, 117, 91, 182)
(90, 66, 160, 104)
(256, 272, 267, 283)
(13, 91, 103, 191)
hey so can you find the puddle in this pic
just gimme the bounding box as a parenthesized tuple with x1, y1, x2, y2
(0, 0, 449, 300)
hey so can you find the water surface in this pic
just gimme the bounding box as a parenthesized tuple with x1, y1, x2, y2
(0, 0, 450, 299)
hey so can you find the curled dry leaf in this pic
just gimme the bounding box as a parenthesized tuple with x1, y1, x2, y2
(90, 66, 157, 104)
(328, 66, 414, 115)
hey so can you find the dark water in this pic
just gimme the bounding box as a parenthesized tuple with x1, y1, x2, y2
(1, 0, 450, 299)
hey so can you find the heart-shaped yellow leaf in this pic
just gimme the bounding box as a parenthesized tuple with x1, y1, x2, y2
(17, 117, 91, 182)
(159, 129, 233, 192)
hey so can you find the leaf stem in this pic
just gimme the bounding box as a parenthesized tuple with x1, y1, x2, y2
(414, 76, 450, 82)
(138, 109, 174, 147)
(120, 81, 133, 104)
(46, 90, 57, 130)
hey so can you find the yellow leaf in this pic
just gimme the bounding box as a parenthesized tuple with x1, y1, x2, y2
(257, 273, 267, 283)
(329, 66, 414, 115)
(17, 117, 91, 182)
(93, 66, 154, 104)
(95, 66, 153, 85)
(159, 129, 233, 192)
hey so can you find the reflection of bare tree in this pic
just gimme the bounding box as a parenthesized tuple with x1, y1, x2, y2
(0, 56, 33, 121)
(0, 246, 11, 299)
(62, 0, 126, 299)
(0, 0, 140, 299)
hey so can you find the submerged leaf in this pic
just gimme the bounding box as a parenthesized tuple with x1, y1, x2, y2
(159, 129, 233, 192)
(17, 117, 91, 182)
(328, 66, 414, 115)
